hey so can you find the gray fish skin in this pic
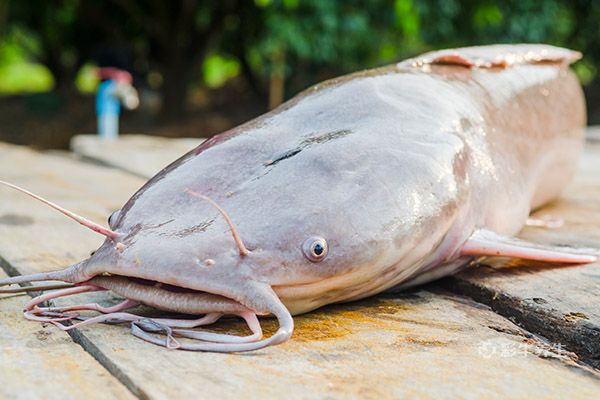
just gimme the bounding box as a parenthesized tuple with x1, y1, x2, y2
(73, 44, 585, 316)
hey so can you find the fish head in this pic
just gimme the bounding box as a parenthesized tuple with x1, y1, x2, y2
(99, 130, 460, 317)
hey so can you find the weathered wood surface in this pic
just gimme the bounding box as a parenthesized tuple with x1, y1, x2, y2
(71, 133, 600, 369)
(0, 268, 135, 400)
(71, 134, 200, 178)
(0, 143, 143, 275)
(0, 139, 598, 399)
(54, 292, 600, 399)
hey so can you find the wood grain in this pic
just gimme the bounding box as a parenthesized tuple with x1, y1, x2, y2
(70, 134, 201, 179)
(0, 270, 135, 400)
(65, 291, 600, 399)
(0, 143, 144, 275)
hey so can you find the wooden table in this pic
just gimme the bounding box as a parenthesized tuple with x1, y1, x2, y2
(0, 133, 598, 399)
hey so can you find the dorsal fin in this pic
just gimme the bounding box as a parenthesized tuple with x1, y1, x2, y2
(398, 44, 581, 69)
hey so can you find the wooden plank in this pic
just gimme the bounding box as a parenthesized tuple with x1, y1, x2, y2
(0, 143, 144, 275)
(0, 143, 597, 397)
(65, 291, 600, 399)
(0, 143, 147, 398)
(0, 270, 136, 400)
(70, 134, 201, 178)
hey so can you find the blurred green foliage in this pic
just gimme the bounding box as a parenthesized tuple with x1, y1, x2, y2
(0, 28, 53, 93)
(203, 54, 241, 89)
(74, 63, 99, 94)
(0, 0, 599, 118)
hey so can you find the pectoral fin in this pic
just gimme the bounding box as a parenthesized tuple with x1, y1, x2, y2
(460, 229, 597, 264)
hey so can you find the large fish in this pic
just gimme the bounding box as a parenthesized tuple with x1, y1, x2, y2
(0, 44, 596, 352)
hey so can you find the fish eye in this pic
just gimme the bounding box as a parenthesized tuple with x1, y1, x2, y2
(302, 236, 328, 262)
(108, 210, 120, 227)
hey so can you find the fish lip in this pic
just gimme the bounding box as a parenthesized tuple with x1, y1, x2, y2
(90, 273, 268, 315)
(84, 244, 274, 316)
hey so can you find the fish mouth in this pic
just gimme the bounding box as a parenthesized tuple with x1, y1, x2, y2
(2, 271, 294, 352)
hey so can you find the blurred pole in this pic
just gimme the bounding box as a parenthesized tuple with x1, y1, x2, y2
(98, 110, 119, 139)
(96, 68, 139, 140)
(269, 48, 286, 109)
(96, 79, 121, 140)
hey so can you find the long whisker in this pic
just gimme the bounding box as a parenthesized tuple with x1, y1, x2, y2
(25, 285, 104, 311)
(0, 260, 88, 287)
(0, 283, 75, 294)
(0, 180, 120, 240)
(185, 189, 250, 256)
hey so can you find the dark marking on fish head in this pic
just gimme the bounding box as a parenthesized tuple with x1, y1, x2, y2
(170, 218, 216, 238)
(264, 129, 353, 167)
(264, 148, 302, 166)
(300, 129, 352, 145)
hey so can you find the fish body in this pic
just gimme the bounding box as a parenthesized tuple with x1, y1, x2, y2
(105, 44, 585, 313)
(0, 44, 593, 351)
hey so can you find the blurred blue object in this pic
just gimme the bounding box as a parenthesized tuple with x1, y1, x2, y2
(95, 68, 139, 139)
(96, 80, 120, 139)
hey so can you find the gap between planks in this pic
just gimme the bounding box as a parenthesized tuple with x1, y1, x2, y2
(440, 275, 600, 369)
(0, 257, 149, 400)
